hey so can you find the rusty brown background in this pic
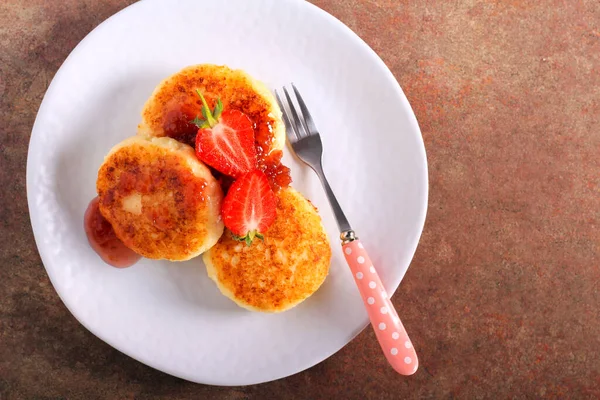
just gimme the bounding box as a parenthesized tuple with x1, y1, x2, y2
(1, 0, 599, 398)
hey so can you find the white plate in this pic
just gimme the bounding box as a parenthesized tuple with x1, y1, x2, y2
(27, 0, 428, 386)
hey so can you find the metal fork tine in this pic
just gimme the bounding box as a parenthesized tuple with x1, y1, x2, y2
(283, 86, 309, 138)
(275, 90, 300, 142)
(287, 84, 312, 138)
(291, 84, 317, 134)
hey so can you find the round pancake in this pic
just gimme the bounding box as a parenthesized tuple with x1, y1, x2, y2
(97, 136, 224, 261)
(203, 188, 331, 312)
(138, 64, 285, 155)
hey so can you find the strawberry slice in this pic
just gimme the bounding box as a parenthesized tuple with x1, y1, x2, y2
(192, 90, 256, 178)
(221, 170, 277, 245)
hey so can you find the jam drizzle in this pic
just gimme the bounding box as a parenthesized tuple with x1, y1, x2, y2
(84, 197, 140, 268)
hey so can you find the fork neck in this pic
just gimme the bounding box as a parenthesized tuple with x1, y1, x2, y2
(311, 164, 353, 235)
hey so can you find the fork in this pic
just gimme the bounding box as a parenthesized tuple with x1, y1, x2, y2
(275, 84, 418, 376)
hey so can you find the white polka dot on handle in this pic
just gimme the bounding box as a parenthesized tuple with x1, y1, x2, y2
(344, 240, 418, 373)
(358, 242, 364, 249)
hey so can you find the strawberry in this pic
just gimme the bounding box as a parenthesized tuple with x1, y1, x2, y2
(221, 170, 277, 245)
(192, 90, 256, 178)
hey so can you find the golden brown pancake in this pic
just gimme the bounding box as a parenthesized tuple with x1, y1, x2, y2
(138, 64, 285, 155)
(203, 188, 331, 312)
(97, 136, 224, 261)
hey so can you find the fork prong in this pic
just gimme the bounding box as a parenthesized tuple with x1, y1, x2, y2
(291, 84, 317, 134)
(286, 85, 312, 138)
(275, 90, 301, 142)
(283, 86, 309, 139)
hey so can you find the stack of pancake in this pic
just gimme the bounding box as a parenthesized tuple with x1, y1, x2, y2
(95, 65, 331, 312)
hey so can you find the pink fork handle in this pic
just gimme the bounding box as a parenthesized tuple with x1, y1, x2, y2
(343, 240, 418, 375)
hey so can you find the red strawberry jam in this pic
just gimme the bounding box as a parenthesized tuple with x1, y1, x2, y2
(84, 197, 140, 268)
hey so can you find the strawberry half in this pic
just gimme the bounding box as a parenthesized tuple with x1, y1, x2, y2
(221, 170, 277, 245)
(192, 90, 256, 178)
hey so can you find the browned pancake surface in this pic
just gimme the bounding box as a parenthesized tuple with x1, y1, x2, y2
(138, 64, 285, 155)
(204, 188, 331, 312)
(97, 136, 223, 261)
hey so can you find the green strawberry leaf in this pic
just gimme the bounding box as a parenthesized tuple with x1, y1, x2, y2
(190, 115, 205, 128)
(231, 230, 265, 246)
(213, 99, 223, 120)
(195, 89, 223, 128)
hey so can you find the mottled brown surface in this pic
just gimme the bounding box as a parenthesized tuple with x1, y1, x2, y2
(139, 64, 284, 158)
(205, 188, 331, 313)
(1, 0, 599, 398)
(96, 138, 218, 262)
